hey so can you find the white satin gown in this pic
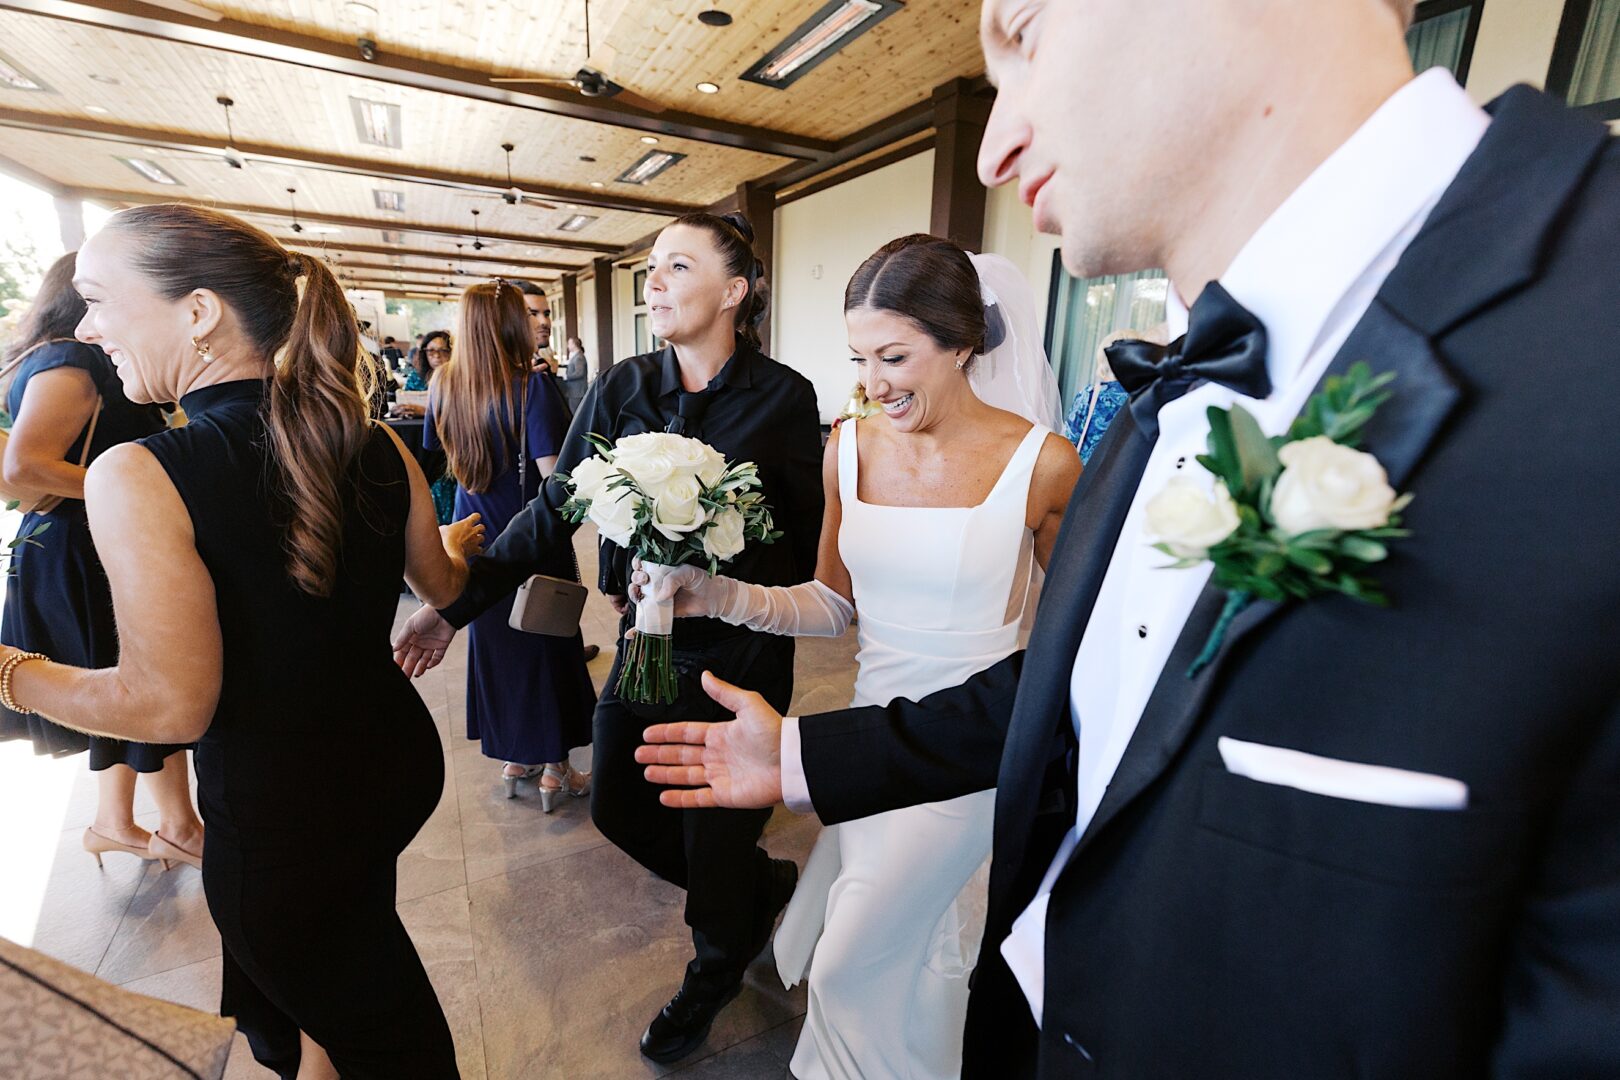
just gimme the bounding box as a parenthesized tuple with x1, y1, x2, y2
(778, 418, 1047, 1080)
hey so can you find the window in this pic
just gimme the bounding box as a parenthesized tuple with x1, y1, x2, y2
(1406, 0, 1485, 81)
(1043, 255, 1168, 419)
(1548, 0, 1620, 120)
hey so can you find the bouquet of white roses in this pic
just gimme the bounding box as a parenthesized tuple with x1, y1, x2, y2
(558, 431, 782, 704)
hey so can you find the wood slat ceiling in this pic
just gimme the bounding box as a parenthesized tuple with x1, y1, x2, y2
(187, 0, 983, 141)
(0, 8, 788, 205)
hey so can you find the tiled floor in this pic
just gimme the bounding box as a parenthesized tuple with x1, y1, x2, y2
(0, 526, 859, 1079)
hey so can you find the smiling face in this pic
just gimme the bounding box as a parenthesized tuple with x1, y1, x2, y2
(522, 291, 552, 349)
(644, 224, 747, 346)
(846, 306, 974, 435)
(73, 227, 224, 404)
(977, 0, 1259, 279)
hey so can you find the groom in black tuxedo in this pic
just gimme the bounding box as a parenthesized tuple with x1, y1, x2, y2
(639, 0, 1620, 1076)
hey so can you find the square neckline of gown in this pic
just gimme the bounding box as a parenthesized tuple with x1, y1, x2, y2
(846, 418, 1045, 512)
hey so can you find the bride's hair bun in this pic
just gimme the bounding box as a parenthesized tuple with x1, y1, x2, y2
(981, 300, 1007, 353)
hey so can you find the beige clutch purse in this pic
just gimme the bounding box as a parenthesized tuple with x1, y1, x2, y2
(509, 573, 588, 636)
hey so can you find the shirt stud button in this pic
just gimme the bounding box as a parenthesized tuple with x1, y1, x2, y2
(1137, 625, 1148, 639)
(1176, 456, 1186, 469)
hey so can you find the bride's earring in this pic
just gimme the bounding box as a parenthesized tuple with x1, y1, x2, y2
(192, 337, 215, 364)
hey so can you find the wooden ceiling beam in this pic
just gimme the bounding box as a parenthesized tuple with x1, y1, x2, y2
(318, 260, 555, 281)
(0, 107, 696, 218)
(282, 240, 578, 272)
(74, 186, 622, 254)
(0, 0, 832, 160)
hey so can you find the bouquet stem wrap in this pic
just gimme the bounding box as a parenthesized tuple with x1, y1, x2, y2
(619, 564, 679, 704)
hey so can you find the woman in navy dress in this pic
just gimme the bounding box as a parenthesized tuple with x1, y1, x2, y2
(425, 281, 595, 807)
(0, 205, 483, 1078)
(0, 252, 205, 871)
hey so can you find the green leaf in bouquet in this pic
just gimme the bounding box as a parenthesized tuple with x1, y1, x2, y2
(583, 432, 616, 457)
(1199, 407, 1243, 493)
(1283, 545, 1333, 576)
(1338, 535, 1388, 563)
(1227, 404, 1280, 500)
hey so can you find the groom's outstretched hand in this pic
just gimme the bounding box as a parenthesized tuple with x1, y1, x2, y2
(637, 671, 785, 809)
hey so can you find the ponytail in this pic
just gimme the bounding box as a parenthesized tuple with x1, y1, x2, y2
(102, 203, 375, 597)
(267, 251, 372, 597)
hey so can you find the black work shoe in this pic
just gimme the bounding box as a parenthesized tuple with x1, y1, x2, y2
(639, 982, 742, 1064)
(582, 644, 601, 662)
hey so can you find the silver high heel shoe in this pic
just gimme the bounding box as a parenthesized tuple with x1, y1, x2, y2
(502, 763, 543, 799)
(538, 763, 591, 814)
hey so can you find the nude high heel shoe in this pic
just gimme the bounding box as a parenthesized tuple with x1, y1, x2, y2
(149, 831, 203, 871)
(538, 763, 590, 814)
(82, 827, 159, 869)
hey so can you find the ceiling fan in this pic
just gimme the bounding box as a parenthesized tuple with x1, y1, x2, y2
(468, 143, 560, 210)
(489, 0, 665, 114)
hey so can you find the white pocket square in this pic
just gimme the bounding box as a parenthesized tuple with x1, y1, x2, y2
(1217, 737, 1469, 810)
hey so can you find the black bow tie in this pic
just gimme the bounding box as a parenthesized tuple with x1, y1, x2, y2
(1105, 281, 1271, 438)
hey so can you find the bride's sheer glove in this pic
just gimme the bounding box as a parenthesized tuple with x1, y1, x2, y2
(628, 558, 853, 637)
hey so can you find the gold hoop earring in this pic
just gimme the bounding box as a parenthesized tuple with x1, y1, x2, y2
(192, 336, 215, 364)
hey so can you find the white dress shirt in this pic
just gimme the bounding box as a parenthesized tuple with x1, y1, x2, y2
(999, 68, 1489, 1026)
(778, 67, 1490, 1028)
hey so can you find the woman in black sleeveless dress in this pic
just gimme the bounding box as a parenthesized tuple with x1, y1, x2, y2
(0, 205, 483, 1079)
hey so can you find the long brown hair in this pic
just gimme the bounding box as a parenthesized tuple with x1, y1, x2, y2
(432, 281, 533, 493)
(101, 203, 374, 598)
(6, 252, 84, 364)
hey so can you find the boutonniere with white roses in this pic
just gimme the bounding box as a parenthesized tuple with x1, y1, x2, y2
(558, 431, 782, 704)
(1144, 363, 1412, 677)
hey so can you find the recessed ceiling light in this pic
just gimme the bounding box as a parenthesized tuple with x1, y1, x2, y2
(578, 155, 597, 163)
(616, 149, 686, 185)
(741, 0, 901, 89)
(0, 51, 51, 92)
(558, 213, 598, 232)
(640, 135, 660, 145)
(590, 181, 605, 188)
(373, 189, 406, 212)
(305, 226, 343, 235)
(117, 157, 181, 185)
(350, 96, 402, 148)
(83, 104, 110, 115)
(697, 9, 733, 27)
(381, 229, 407, 244)
(695, 81, 720, 94)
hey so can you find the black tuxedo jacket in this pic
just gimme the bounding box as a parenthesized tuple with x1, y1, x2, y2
(800, 87, 1620, 1078)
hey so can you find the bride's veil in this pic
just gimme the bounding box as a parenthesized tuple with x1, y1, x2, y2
(967, 252, 1062, 431)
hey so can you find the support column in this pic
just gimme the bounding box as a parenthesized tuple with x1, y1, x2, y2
(54, 196, 86, 251)
(929, 77, 991, 251)
(561, 273, 579, 348)
(592, 257, 615, 374)
(736, 180, 776, 354)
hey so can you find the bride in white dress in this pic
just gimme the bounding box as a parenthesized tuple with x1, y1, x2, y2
(635, 235, 1079, 1079)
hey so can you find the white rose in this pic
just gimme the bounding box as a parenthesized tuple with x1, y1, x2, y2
(1145, 476, 1241, 558)
(696, 445, 728, 487)
(1270, 436, 1397, 535)
(587, 487, 641, 547)
(565, 455, 617, 502)
(611, 441, 677, 488)
(663, 436, 712, 474)
(650, 474, 705, 540)
(701, 507, 747, 561)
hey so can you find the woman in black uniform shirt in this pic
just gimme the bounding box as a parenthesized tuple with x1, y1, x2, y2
(0, 204, 483, 1079)
(394, 212, 824, 1066)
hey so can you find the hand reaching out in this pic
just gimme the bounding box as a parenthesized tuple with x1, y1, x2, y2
(635, 671, 786, 809)
(392, 604, 457, 677)
(440, 512, 484, 561)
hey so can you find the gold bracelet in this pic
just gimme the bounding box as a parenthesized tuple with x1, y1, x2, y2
(0, 650, 48, 715)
